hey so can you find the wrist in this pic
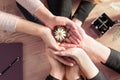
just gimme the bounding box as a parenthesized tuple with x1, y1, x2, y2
(16, 19, 43, 37)
(34, 5, 55, 28)
(50, 68, 64, 80)
(46, 75, 59, 80)
(72, 18, 82, 26)
(45, 15, 56, 29)
(82, 35, 111, 63)
(66, 74, 80, 80)
(49, 63, 65, 80)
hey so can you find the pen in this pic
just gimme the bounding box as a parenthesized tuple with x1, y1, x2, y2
(0, 57, 20, 77)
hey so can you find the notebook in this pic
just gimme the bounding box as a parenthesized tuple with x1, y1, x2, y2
(0, 43, 23, 80)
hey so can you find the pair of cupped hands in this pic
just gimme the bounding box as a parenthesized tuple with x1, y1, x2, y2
(44, 17, 87, 80)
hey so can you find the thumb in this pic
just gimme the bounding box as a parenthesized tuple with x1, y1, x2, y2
(50, 44, 65, 51)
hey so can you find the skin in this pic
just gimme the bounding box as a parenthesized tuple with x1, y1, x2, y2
(46, 48, 65, 80)
(46, 50, 83, 80)
(34, 5, 82, 44)
(65, 64, 80, 80)
(48, 48, 99, 79)
(17, 1, 110, 79)
(59, 26, 111, 65)
(46, 26, 111, 80)
(16, 18, 65, 51)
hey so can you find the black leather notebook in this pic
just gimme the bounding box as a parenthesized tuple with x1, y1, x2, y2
(0, 43, 23, 80)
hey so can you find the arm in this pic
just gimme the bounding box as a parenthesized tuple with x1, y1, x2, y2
(15, 0, 63, 28)
(0, 11, 42, 36)
(16, 18, 65, 51)
(103, 48, 120, 73)
(78, 27, 120, 73)
(16, 0, 77, 29)
(0, 11, 19, 32)
(65, 64, 83, 80)
(45, 48, 65, 80)
(73, 0, 96, 22)
(16, 0, 54, 28)
(16, 0, 83, 44)
(52, 48, 107, 80)
(58, 0, 72, 18)
(0, 11, 65, 51)
(82, 35, 111, 64)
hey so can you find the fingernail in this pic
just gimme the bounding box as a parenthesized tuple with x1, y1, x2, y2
(77, 44, 80, 47)
(74, 45, 77, 47)
(53, 52, 58, 54)
(70, 63, 74, 66)
(60, 47, 65, 51)
(60, 51, 64, 54)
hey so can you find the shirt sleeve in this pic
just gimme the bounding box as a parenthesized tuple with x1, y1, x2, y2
(45, 75, 59, 80)
(89, 71, 107, 80)
(0, 11, 19, 32)
(16, 0, 44, 15)
(103, 48, 120, 73)
(73, 0, 96, 22)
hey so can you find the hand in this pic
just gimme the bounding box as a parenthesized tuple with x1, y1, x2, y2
(49, 48, 85, 67)
(72, 18, 82, 27)
(16, 18, 64, 51)
(53, 48, 99, 79)
(40, 26, 65, 51)
(52, 48, 85, 66)
(46, 16, 83, 44)
(46, 48, 65, 80)
(34, 5, 83, 44)
(72, 18, 88, 48)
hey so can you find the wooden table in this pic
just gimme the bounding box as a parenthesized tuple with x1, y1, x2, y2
(83, 1, 120, 80)
(0, 0, 120, 80)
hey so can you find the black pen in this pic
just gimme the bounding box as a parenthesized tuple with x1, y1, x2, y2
(0, 57, 20, 77)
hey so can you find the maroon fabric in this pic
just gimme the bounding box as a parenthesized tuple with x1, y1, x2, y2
(0, 43, 23, 80)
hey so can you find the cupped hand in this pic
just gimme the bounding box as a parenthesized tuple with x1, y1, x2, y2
(40, 26, 65, 51)
(46, 16, 83, 44)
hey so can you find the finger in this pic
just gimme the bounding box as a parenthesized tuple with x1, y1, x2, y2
(65, 38, 72, 43)
(71, 29, 82, 40)
(69, 36, 78, 44)
(66, 21, 77, 30)
(57, 42, 60, 45)
(48, 48, 60, 55)
(63, 57, 76, 65)
(60, 43, 77, 48)
(66, 24, 82, 41)
(76, 43, 83, 48)
(70, 31, 80, 43)
(69, 31, 80, 44)
(54, 56, 74, 66)
(49, 46, 65, 51)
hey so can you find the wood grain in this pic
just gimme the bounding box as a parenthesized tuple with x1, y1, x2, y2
(0, 0, 120, 80)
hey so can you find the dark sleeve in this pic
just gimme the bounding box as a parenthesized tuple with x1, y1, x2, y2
(16, 2, 43, 25)
(103, 48, 120, 73)
(73, 1, 96, 22)
(47, 0, 61, 16)
(59, 0, 72, 18)
(89, 72, 108, 80)
(47, 0, 72, 18)
(46, 75, 59, 80)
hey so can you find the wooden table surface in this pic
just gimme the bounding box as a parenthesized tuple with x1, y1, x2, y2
(83, 1, 120, 80)
(0, 0, 120, 80)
